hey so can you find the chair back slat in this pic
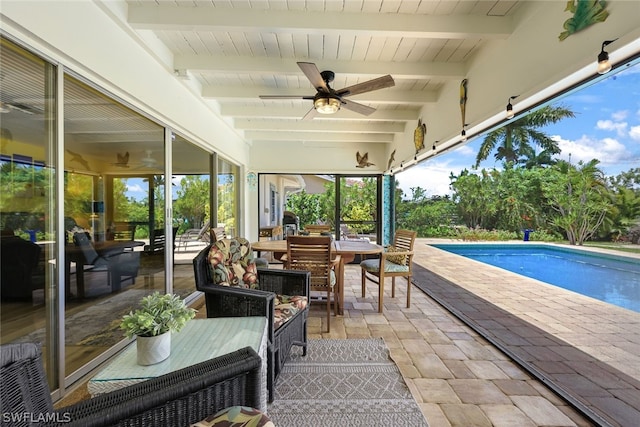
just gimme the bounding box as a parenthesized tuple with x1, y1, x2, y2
(212, 227, 227, 242)
(393, 229, 417, 252)
(286, 236, 332, 290)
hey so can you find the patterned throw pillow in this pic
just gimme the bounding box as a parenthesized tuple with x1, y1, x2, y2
(385, 245, 407, 265)
(207, 238, 259, 289)
(190, 406, 274, 427)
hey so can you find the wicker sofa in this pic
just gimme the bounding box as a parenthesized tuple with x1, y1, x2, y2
(0, 342, 262, 427)
(193, 239, 310, 402)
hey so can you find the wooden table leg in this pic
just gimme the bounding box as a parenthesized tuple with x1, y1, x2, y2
(337, 254, 356, 315)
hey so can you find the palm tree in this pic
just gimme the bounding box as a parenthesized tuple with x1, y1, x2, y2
(475, 105, 575, 168)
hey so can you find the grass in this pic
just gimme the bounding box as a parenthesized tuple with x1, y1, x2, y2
(582, 241, 640, 255)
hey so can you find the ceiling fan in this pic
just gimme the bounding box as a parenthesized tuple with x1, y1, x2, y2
(259, 62, 394, 119)
(139, 150, 159, 169)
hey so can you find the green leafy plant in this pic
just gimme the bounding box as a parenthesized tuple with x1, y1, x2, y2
(120, 292, 196, 338)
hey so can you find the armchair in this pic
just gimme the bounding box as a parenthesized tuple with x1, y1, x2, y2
(0, 342, 262, 427)
(193, 238, 310, 402)
(360, 229, 417, 313)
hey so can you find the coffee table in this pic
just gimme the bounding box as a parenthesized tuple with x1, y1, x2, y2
(88, 317, 268, 411)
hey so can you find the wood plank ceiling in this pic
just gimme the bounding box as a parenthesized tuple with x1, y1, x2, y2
(124, 0, 520, 147)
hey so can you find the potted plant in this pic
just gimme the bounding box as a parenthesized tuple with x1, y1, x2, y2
(120, 292, 196, 365)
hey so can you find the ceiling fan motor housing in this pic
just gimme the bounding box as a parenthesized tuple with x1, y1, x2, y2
(320, 70, 335, 85)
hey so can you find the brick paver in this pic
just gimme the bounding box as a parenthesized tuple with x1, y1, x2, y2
(303, 253, 596, 426)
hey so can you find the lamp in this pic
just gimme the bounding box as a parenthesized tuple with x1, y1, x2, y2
(313, 96, 341, 114)
(461, 129, 467, 142)
(597, 39, 617, 74)
(506, 95, 519, 119)
(432, 140, 439, 151)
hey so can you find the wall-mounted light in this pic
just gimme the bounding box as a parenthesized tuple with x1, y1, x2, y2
(461, 128, 467, 142)
(597, 39, 617, 74)
(313, 96, 341, 114)
(506, 95, 519, 119)
(432, 140, 439, 151)
(414, 154, 417, 161)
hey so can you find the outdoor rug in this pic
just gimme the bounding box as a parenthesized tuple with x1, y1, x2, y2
(267, 338, 428, 426)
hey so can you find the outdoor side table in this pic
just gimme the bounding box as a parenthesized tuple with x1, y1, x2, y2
(88, 317, 269, 411)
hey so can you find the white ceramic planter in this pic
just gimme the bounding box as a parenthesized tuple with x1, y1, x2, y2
(136, 332, 171, 365)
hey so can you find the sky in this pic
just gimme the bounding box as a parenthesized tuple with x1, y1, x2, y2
(396, 60, 640, 199)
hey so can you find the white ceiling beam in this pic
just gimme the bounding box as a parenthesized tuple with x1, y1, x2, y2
(128, 5, 513, 39)
(234, 119, 406, 133)
(221, 105, 419, 121)
(176, 55, 464, 79)
(203, 86, 437, 104)
(243, 130, 394, 143)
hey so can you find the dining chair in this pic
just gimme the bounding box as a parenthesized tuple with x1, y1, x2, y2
(285, 235, 340, 332)
(360, 229, 417, 313)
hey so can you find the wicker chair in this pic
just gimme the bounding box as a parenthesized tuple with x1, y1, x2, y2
(193, 239, 310, 403)
(360, 229, 417, 313)
(0, 342, 262, 427)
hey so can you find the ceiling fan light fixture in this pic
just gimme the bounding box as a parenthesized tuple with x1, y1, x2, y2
(314, 96, 341, 114)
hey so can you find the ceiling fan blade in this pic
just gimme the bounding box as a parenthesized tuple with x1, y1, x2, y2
(259, 95, 309, 100)
(297, 62, 329, 93)
(336, 75, 395, 97)
(302, 107, 319, 121)
(341, 99, 376, 116)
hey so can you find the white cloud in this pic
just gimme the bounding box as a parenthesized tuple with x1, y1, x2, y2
(611, 110, 629, 121)
(127, 183, 144, 193)
(629, 125, 640, 141)
(553, 135, 629, 165)
(172, 175, 185, 186)
(395, 159, 467, 198)
(452, 144, 475, 156)
(596, 119, 627, 136)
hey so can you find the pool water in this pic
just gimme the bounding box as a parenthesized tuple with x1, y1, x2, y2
(431, 244, 640, 313)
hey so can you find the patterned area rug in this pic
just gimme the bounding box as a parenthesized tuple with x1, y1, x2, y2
(267, 338, 428, 426)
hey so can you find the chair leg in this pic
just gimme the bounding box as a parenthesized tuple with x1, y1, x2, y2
(361, 267, 366, 297)
(406, 275, 411, 308)
(391, 277, 396, 298)
(326, 289, 331, 333)
(378, 272, 385, 313)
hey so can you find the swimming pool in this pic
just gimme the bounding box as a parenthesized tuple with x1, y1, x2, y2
(430, 244, 640, 313)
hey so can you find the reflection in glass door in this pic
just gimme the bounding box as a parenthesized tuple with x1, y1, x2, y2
(63, 72, 164, 375)
(172, 134, 211, 296)
(0, 37, 58, 388)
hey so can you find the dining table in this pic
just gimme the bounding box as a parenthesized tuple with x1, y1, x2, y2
(251, 238, 383, 315)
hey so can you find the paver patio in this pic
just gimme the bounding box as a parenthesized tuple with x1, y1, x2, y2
(299, 239, 640, 426)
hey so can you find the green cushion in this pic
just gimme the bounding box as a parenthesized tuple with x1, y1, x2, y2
(360, 258, 409, 273)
